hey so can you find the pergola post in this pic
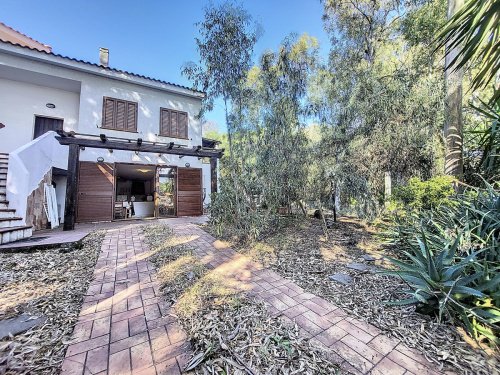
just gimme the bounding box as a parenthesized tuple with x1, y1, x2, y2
(63, 144, 80, 231)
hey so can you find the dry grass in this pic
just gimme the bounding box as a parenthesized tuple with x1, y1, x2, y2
(143, 223, 344, 375)
(0, 231, 105, 374)
(228, 217, 499, 375)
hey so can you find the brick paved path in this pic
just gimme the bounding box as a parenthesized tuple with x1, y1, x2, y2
(61, 225, 190, 375)
(164, 218, 448, 375)
(62, 219, 448, 375)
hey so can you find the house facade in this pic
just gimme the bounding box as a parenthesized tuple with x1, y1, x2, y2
(0, 25, 221, 243)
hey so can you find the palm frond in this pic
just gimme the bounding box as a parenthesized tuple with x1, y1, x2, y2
(436, 0, 500, 104)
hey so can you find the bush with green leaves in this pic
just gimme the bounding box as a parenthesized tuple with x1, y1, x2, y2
(464, 100, 500, 186)
(391, 176, 456, 211)
(385, 183, 500, 345)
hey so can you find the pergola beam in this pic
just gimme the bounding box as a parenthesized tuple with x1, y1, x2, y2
(55, 136, 223, 158)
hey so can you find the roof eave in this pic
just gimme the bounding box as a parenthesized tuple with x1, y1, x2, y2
(0, 40, 206, 99)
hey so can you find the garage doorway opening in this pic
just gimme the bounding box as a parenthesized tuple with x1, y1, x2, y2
(114, 164, 155, 219)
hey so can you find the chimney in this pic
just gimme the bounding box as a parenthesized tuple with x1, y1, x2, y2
(99, 47, 109, 67)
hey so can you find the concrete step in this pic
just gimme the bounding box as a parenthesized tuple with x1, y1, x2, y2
(0, 226, 32, 245)
(0, 201, 9, 209)
(0, 193, 6, 201)
(0, 186, 5, 195)
(0, 208, 16, 218)
(0, 217, 23, 228)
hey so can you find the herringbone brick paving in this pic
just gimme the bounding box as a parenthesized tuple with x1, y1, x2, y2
(61, 218, 448, 375)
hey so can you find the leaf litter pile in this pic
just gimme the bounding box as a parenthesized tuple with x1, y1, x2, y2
(0, 231, 105, 374)
(143, 224, 344, 375)
(219, 217, 499, 375)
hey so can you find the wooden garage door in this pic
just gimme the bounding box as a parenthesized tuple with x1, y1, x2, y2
(177, 167, 202, 216)
(76, 162, 114, 222)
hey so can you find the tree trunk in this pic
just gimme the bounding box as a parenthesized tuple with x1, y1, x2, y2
(444, 0, 464, 179)
(330, 181, 337, 222)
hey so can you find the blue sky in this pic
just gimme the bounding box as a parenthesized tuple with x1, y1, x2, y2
(1, 0, 330, 132)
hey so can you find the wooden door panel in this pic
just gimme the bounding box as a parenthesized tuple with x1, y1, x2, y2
(177, 168, 202, 216)
(34, 116, 63, 139)
(77, 162, 114, 222)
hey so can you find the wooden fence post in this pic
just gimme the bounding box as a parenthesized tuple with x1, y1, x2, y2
(384, 171, 392, 206)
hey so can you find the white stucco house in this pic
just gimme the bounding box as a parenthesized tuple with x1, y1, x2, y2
(0, 22, 221, 244)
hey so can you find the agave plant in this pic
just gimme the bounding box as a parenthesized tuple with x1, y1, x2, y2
(386, 231, 477, 313)
(385, 230, 500, 343)
(384, 181, 500, 343)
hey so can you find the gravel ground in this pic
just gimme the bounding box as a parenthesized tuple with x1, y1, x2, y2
(0, 231, 105, 374)
(210, 217, 499, 375)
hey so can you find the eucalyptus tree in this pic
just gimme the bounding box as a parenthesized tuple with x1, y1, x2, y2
(249, 34, 319, 211)
(320, 0, 448, 216)
(182, 1, 260, 153)
(209, 34, 320, 239)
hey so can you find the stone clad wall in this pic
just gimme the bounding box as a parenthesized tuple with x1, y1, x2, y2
(25, 170, 52, 230)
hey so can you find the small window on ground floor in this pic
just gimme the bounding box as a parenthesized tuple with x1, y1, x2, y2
(159, 108, 188, 139)
(102, 97, 138, 132)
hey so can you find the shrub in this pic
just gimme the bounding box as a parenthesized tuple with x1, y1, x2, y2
(385, 183, 500, 345)
(392, 175, 456, 211)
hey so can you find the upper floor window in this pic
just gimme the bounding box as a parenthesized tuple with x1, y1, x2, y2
(102, 97, 138, 132)
(159, 108, 188, 139)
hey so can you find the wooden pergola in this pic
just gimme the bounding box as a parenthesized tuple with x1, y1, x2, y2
(55, 131, 223, 231)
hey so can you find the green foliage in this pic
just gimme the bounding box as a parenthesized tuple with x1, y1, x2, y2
(208, 34, 318, 240)
(385, 184, 500, 344)
(182, 0, 260, 120)
(317, 0, 447, 218)
(435, 0, 500, 104)
(464, 100, 500, 184)
(392, 176, 456, 211)
(402, 0, 447, 46)
(209, 170, 275, 241)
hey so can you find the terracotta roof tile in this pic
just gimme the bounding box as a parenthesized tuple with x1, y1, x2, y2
(0, 22, 52, 51)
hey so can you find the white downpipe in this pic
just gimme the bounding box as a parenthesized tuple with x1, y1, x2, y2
(6, 131, 68, 225)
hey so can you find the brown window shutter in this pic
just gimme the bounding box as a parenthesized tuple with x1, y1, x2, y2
(159, 108, 188, 139)
(160, 108, 170, 136)
(102, 97, 137, 132)
(171, 111, 179, 138)
(103, 98, 116, 129)
(179, 112, 188, 139)
(115, 100, 127, 130)
(126, 102, 137, 131)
